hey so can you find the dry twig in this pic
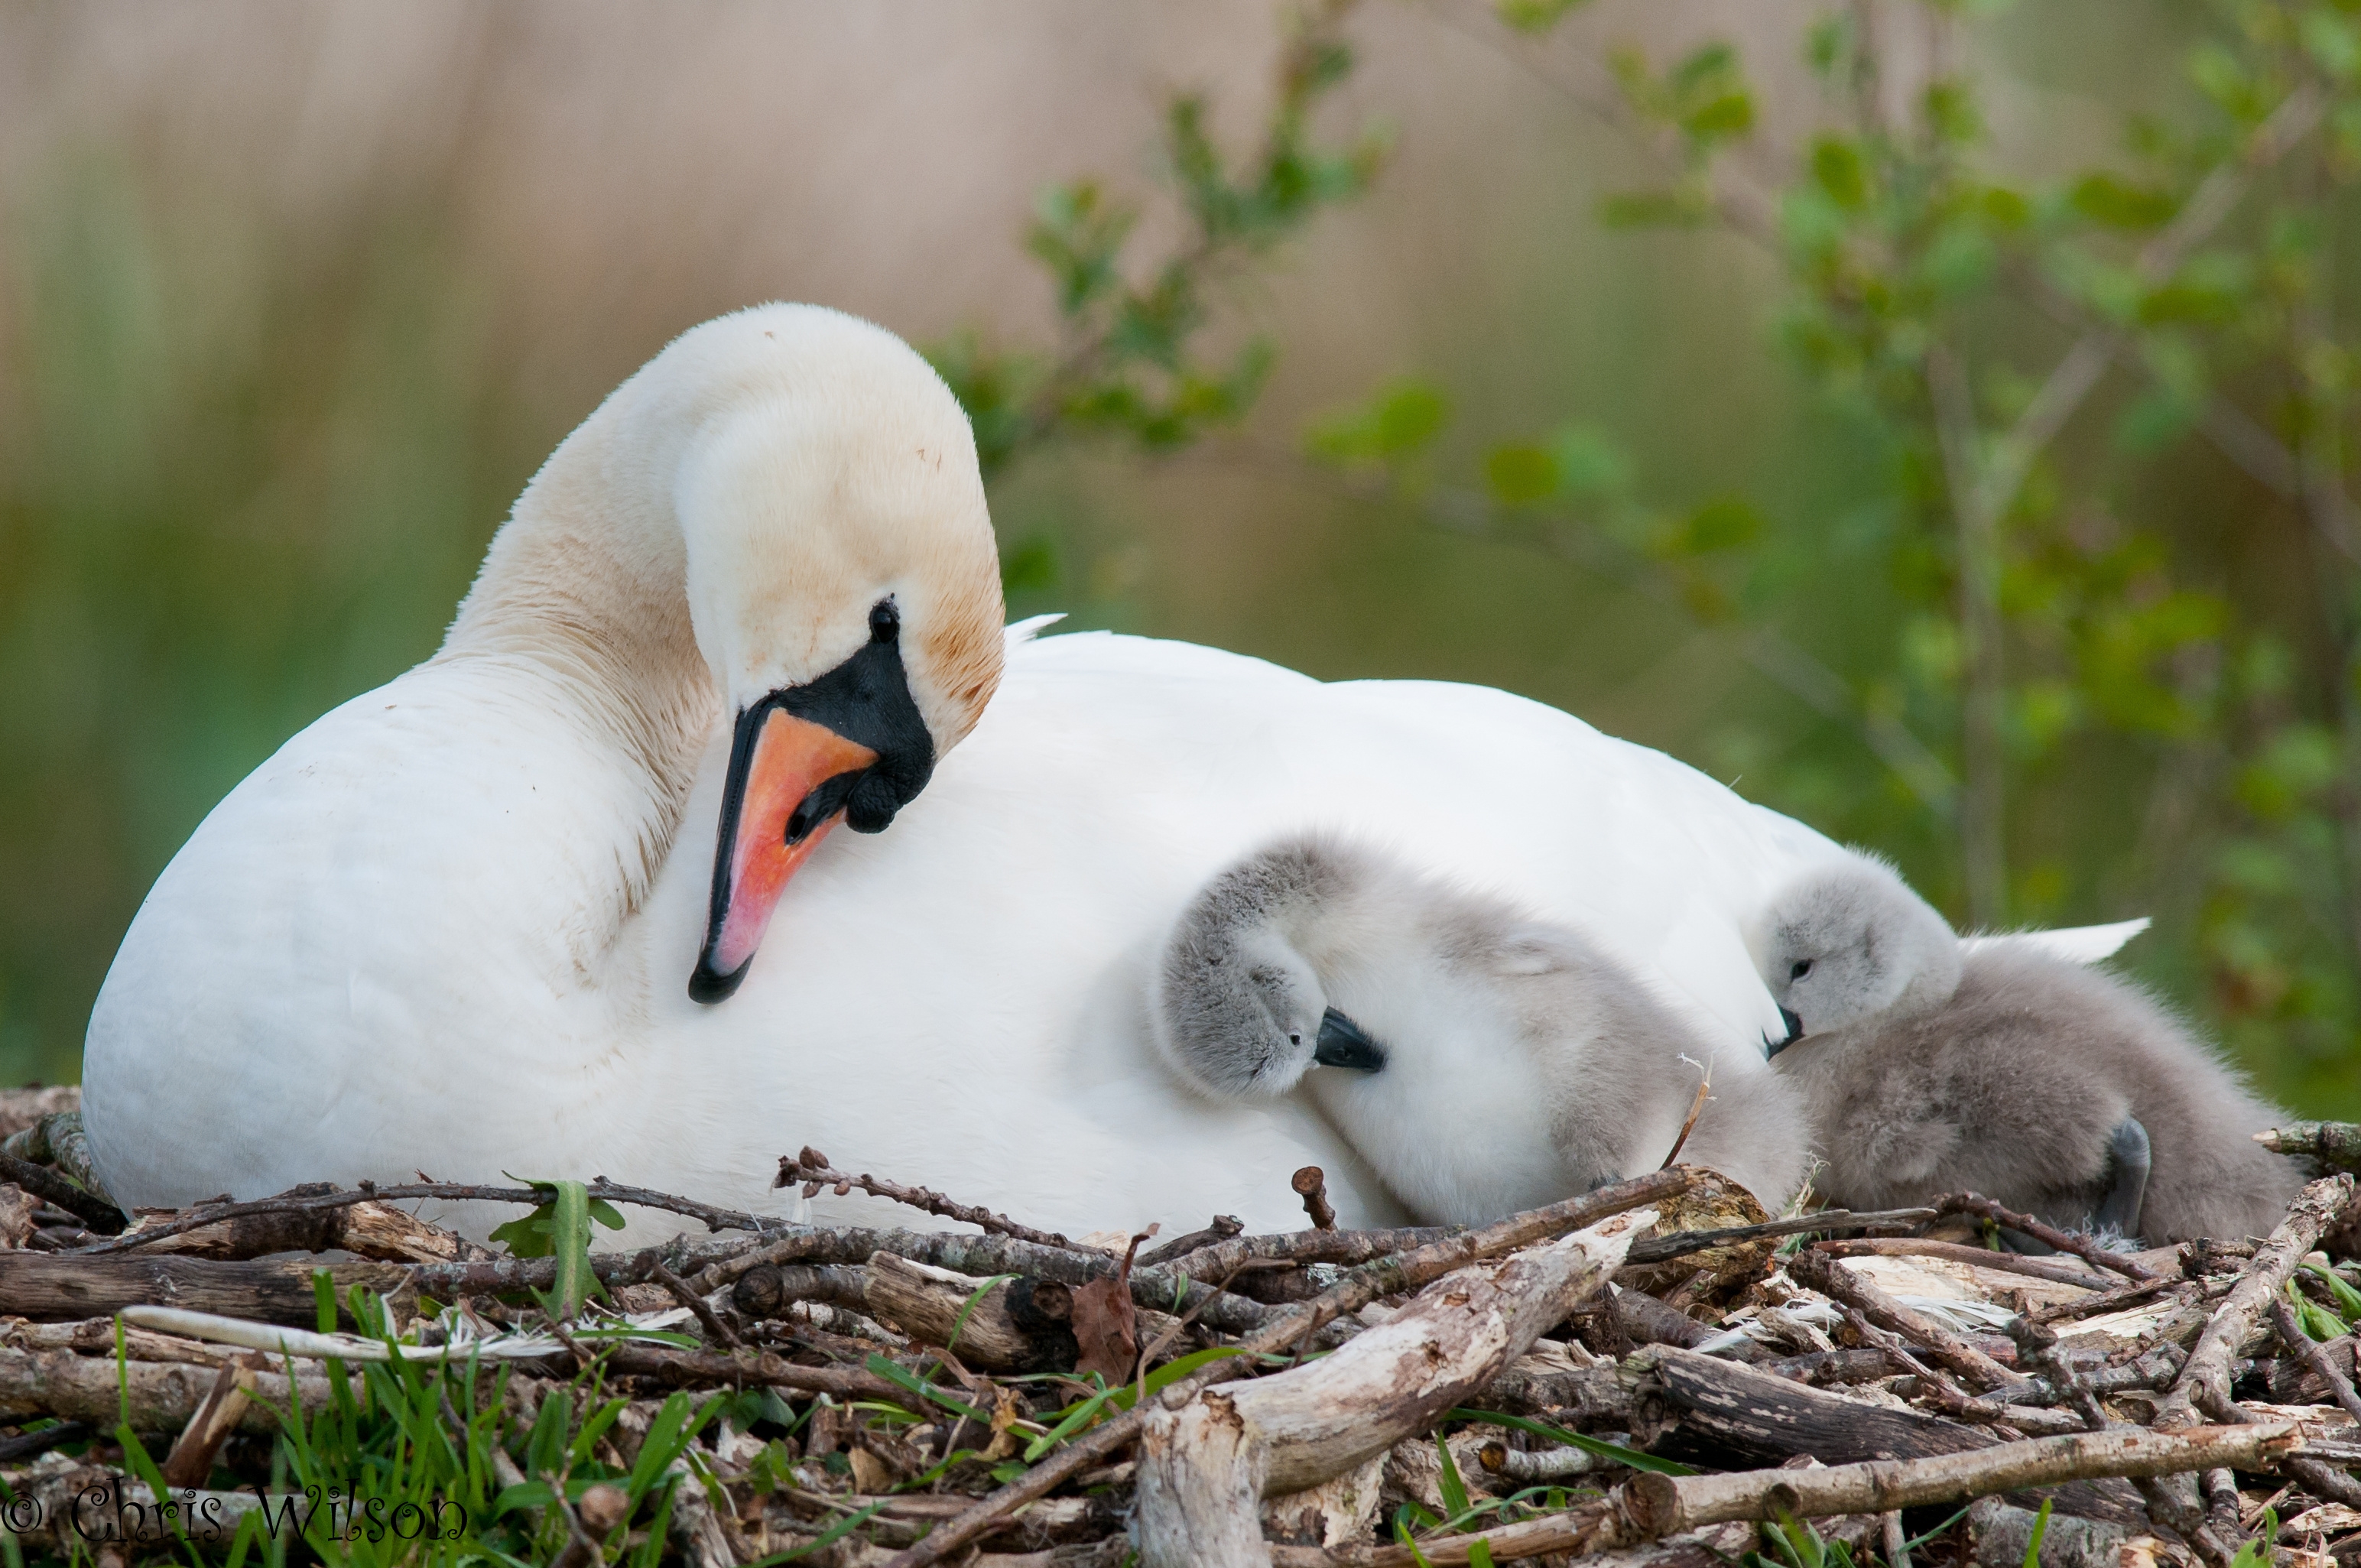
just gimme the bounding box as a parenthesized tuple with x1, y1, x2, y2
(777, 1146, 1077, 1249)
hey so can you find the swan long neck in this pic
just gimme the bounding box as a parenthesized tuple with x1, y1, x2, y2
(435, 383, 725, 954)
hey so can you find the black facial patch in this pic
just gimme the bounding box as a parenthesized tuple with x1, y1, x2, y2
(690, 596, 934, 1004)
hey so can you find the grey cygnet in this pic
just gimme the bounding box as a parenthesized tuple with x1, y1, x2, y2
(1757, 852, 2306, 1243)
(1150, 833, 1812, 1225)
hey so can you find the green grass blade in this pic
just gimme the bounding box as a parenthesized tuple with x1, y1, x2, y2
(1445, 1407, 1696, 1475)
(2022, 1498, 2053, 1568)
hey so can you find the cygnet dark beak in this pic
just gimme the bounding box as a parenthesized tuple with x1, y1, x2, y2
(1763, 1006, 1805, 1059)
(1312, 1008, 1388, 1073)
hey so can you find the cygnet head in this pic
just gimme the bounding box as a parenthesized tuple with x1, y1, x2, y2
(1757, 853, 1963, 1047)
(1151, 838, 1392, 1099)
(467, 304, 1005, 1005)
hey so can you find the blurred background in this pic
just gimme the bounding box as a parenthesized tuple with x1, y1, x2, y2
(6, 0, 2357, 1112)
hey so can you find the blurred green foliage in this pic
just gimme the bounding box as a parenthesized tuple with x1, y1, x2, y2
(929, 0, 1384, 476)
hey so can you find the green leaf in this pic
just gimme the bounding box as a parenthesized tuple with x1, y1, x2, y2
(1495, 0, 1591, 33)
(1484, 444, 1559, 506)
(547, 1179, 596, 1320)
(2302, 11, 2361, 84)
(2304, 1261, 2361, 1324)
(1599, 187, 1711, 229)
(1550, 425, 1632, 498)
(1682, 91, 1755, 143)
(863, 1353, 986, 1424)
(1447, 1408, 1697, 1475)
(1434, 1432, 1472, 1518)
(1810, 137, 1868, 210)
(1304, 378, 1450, 466)
(1669, 495, 1766, 555)
(2070, 172, 2176, 231)
(2022, 1498, 2053, 1568)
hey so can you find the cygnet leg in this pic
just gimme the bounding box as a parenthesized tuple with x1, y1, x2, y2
(2093, 1115, 2152, 1241)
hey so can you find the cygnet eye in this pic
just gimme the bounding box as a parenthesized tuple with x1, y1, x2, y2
(1288, 1031, 1303, 1047)
(1791, 959, 1813, 979)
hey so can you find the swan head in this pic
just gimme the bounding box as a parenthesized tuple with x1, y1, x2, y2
(662, 306, 1002, 1002)
(1151, 837, 1391, 1099)
(1756, 852, 1961, 1048)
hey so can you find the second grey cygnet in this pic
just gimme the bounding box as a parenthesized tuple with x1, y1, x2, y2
(1757, 852, 2305, 1243)
(1151, 832, 1812, 1225)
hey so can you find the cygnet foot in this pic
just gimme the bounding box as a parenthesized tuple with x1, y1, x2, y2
(2093, 1115, 2151, 1239)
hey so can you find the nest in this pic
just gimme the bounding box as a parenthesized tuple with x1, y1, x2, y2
(4, 1088, 2361, 1568)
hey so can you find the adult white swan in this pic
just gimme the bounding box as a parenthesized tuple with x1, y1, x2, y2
(83, 303, 1843, 1241)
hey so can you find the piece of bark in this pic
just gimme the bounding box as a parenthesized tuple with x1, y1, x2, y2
(1813, 1238, 2109, 1290)
(1265, 1452, 1387, 1549)
(1467, 1361, 1631, 1422)
(729, 1261, 870, 1317)
(0, 1254, 414, 1325)
(1968, 1497, 2129, 1568)
(1787, 1248, 2026, 1394)
(161, 1359, 257, 1486)
(122, 1196, 473, 1264)
(2268, 1329, 2361, 1410)
(0, 1346, 341, 1434)
(1132, 1206, 1652, 1566)
(862, 1251, 1077, 1372)
(0, 1183, 40, 1248)
(2155, 1174, 2358, 1430)
(1135, 1214, 1249, 1268)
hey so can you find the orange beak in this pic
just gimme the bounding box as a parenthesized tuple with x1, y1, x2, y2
(691, 706, 877, 1002)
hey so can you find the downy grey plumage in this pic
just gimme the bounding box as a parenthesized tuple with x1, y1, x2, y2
(1151, 833, 1812, 1225)
(1757, 852, 2304, 1243)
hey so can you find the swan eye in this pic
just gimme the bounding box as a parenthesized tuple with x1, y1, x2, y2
(1791, 959, 1813, 979)
(869, 597, 900, 643)
(1288, 1031, 1303, 1047)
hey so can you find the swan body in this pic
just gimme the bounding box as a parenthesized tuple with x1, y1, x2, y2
(81, 303, 1857, 1243)
(1756, 852, 2304, 1242)
(1150, 833, 1813, 1223)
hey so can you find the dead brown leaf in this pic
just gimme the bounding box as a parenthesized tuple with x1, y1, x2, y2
(1067, 1277, 1138, 1385)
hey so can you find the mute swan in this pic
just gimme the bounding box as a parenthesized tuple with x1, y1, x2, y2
(81, 302, 1860, 1242)
(1150, 833, 1812, 1223)
(1755, 852, 2305, 1243)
